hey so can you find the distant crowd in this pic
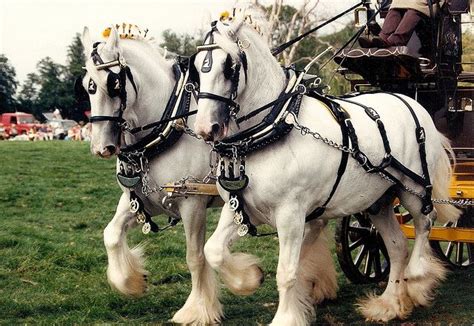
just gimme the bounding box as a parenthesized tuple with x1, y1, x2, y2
(0, 121, 91, 142)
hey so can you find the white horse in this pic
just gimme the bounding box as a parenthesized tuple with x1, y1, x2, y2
(80, 24, 336, 324)
(192, 10, 461, 325)
(80, 25, 223, 324)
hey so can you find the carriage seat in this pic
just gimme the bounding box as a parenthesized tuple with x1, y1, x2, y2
(335, 12, 440, 85)
(334, 44, 426, 84)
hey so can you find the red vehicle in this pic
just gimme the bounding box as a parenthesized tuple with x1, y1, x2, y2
(0, 112, 42, 137)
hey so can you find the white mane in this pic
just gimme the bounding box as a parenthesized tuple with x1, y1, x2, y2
(209, 8, 286, 128)
(84, 24, 172, 93)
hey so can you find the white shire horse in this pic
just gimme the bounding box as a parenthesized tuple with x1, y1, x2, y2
(80, 25, 222, 324)
(192, 11, 461, 325)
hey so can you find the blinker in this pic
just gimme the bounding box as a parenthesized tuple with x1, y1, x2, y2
(107, 73, 122, 97)
(88, 79, 97, 94)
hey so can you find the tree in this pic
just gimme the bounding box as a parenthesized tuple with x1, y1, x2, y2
(64, 33, 86, 87)
(0, 54, 18, 114)
(17, 72, 39, 114)
(160, 29, 201, 57)
(35, 57, 69, 113)
(63, 33, 88, 121)
(251, 0, 323, 65)
(248, 0, 354, 94)
(462, 31, 474, 73)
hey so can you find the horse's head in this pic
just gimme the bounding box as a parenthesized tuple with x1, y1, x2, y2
(81, 25, 139, 158)
(193, 7, 279, 142)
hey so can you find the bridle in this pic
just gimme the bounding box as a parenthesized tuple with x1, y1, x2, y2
(192, 22, 248, 123)
(78, 40, 199, 157)
(87, 42, 138, 131)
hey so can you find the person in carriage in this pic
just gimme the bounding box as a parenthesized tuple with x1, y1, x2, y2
(358, 0, 447, 48)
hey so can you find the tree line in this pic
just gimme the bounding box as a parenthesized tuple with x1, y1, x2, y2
(0, 2, 359, 121)
(0, 34, 86, 121)
(2, 2, 471, 122)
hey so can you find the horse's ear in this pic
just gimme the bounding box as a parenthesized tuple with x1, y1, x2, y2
(82, 26, 92, 56)
(228, 14, 245, 36)
(104, 25, 119, 52)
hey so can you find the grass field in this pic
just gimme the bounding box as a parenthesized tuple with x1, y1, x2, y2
(0, 141, 473, 325)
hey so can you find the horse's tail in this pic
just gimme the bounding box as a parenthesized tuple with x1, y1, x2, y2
(432, 133, 462, 223)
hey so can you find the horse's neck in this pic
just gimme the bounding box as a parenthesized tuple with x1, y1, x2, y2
(233, 42, 287, 131)
(122, 42, 176, 143)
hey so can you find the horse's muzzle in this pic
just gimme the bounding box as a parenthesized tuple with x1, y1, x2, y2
(196, 122, 227, 142)
(94, 145, 119, 158)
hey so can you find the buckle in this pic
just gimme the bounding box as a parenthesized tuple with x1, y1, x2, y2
(380, 153, 392, 168)
(344, 118, 352, 128)
(184, 83, 195, 93)
(353, 151, 374, 172)
(296, 84, 306, 94)
(120, 121, 131, 132)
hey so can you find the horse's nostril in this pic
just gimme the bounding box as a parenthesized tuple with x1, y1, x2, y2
(211, 123, 220, 136)
(105, 145, 116, 154)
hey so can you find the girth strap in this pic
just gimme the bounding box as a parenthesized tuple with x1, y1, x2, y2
(306, 91, 350, 222)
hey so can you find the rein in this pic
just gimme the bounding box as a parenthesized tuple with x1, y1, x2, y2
(271, 1, 364, 56)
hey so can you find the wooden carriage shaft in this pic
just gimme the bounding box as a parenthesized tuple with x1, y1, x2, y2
(400, 224, 474, 243)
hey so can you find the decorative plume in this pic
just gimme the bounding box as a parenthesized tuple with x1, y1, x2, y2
(219, 2, 268, 37)
(102, 23, 154, 41)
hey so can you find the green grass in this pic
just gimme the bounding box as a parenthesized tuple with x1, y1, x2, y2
(0, 141, 473, 325)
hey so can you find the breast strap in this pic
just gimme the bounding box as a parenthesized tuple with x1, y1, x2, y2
(305, 91, 351, 222)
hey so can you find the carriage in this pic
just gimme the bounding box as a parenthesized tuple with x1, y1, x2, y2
(332, 0, 474, 283)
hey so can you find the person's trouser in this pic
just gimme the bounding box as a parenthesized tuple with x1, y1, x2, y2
(379, 8, 424, 46)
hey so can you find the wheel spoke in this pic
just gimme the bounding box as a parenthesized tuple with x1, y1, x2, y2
(467, 243, 474, 265)
(349, 237, 365, 251)
(354, 245, 368, 269)
(348, 225, 371, 237)
(445, 241, 454, 260)
(355, 213, 371, 227)
(455, 242, 464, 266)
(364, 251, 373, 276)
(380, 241, 389, 261)
(373, 249, 382, 277)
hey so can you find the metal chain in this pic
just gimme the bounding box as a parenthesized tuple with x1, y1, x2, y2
(287, 112, 474, 207)
(181, 123, 218, 182)
(432, 198, 474, 206)
(133, 154, 156, 197)
(286, 112, 354, 154)
(183, 125, 203, 140)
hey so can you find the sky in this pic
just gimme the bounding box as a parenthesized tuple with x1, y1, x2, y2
(0, 0, 359, 84)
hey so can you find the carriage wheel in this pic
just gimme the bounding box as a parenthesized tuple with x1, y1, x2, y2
(430, 207, 474, 269)
(335, 212, 390, 284)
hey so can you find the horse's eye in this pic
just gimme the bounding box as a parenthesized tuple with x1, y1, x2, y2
(87, 78, 97, 94)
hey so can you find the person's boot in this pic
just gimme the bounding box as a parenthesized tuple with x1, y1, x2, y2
(371, 36, 390, 48)
(358, 36, 374, 48)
